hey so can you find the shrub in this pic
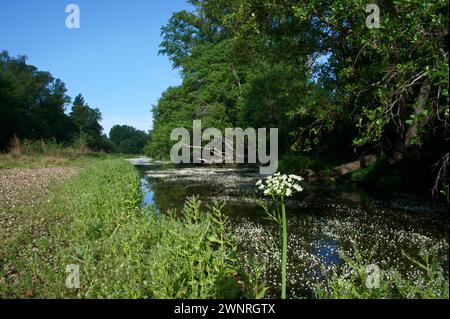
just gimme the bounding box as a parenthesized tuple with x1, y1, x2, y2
(278, 154, 316, 174)
(5, 136, 95, 159)
(71, 132, 92, 154)
(143, 197, 245, 298)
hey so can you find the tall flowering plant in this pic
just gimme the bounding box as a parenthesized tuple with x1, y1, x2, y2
(256, 173, 304, 299)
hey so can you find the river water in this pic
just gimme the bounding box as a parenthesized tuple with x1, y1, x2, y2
(134, 161, 449, 298)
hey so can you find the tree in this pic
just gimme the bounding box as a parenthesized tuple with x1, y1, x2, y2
(109, 125, 148, 154)
(147, 0, 449, 194)
(0, 51, 72, 150)
(69, 94, 104, 149)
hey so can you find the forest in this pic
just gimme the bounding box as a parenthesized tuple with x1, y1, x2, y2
(145, 0, 449, 197)
(0, 51, 148, 154)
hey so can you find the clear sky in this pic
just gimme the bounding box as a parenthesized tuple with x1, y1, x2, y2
(0, 0, 192, 135)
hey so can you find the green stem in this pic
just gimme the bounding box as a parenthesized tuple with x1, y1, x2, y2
(281, 195, 287, 299)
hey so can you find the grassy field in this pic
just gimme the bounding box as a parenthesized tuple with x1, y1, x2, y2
(0, 157, 262, 298)
(0, 137, 141, 170)
(0, 152, 136, 170)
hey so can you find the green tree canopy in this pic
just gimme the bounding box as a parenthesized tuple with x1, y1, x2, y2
(109, 125, 148, 154)
(0, 51, 72, 149)
(69, 94, 105, 149)
(147, 0, 449, 194)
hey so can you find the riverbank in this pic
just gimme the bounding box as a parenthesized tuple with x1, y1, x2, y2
(0, 152, 135, 170)
(0, 158, 261, 298)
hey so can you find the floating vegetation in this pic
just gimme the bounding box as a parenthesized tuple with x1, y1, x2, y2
(137, 165, 449, 298)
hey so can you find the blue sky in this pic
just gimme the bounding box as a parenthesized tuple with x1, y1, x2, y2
(0, 0, 193, 135)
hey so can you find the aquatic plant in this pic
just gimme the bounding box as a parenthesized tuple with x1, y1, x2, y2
(314, 242, 449, 299)
(256, 173, 304, 299)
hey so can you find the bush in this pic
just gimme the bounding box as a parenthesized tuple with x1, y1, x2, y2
(71, 132, 91, 154)
(22, 139, 64, 156)
(278, 154, 316, 174)
(5, 136, 95, 159)
(350, 155, 432, 190)
(143, 197, 245, 298)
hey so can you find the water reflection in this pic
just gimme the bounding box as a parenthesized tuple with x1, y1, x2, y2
(140, 177, 158, 211)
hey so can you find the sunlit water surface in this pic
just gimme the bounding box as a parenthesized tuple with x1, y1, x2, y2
(136, 164, 449, 298)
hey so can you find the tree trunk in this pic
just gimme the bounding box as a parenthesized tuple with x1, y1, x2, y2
(390, 78, 431, 163)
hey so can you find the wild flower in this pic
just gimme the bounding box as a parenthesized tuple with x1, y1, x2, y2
(256, 173, 304, 198)
(256, 172, 304, 299)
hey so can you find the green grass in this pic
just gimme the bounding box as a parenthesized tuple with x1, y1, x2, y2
(0, 152, 132, 170)
(0, 159, 264, 298)
(0, 137, 137, 170)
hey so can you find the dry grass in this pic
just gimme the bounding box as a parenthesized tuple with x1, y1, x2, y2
(0, 154, 70, 169)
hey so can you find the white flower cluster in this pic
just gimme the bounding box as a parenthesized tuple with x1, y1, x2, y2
(256, 172, 304, 197)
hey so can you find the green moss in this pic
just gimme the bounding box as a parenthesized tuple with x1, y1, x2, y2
(350, 165, 375, 183)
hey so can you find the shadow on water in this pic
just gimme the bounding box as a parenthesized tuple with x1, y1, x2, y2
(135, 163, 449, 298)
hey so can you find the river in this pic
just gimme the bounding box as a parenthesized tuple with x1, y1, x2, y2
(130, 158, 449, 298)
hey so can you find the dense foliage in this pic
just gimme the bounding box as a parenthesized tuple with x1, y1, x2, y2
(147, 0, 449, 195)
(109, 125, 148, 154)
(0, 51, 72, 149)
(0, 51, 113, 152)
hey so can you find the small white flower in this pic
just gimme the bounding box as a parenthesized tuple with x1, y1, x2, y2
(256, 172, 304, 198)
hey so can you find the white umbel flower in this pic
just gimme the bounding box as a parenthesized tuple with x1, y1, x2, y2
(256, 173, 304, 197)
